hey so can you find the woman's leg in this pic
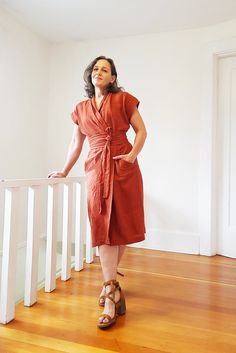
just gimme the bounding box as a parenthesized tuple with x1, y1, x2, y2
(99, 244, 119, 281)
(98, 245, 123, 323)
(118, 245, 126, 266)
(99, 245, 126, 302)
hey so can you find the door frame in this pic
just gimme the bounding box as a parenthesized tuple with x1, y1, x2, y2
(199, 38, 236, 255)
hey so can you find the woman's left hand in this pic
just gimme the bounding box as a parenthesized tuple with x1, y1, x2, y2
(113, 153, 136, 164)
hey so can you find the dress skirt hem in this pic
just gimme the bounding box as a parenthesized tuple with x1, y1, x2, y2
(92, 233, 145, 248)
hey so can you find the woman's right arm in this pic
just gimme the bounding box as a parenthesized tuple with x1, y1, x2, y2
(48, 125, 86, 178)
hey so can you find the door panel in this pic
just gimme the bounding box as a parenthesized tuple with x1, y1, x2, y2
(217, 56, 236, 258)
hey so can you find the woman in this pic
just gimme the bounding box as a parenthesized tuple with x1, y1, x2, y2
(48, 56, 147, 329)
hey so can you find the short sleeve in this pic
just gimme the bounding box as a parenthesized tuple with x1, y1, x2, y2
(71, 105, 79, 125)
(124, 92, 140, 122)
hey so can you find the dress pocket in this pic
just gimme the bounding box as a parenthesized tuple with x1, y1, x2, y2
(118, 159, 136, 171)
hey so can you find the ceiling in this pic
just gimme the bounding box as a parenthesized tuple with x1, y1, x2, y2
(1, 0, 236, 43)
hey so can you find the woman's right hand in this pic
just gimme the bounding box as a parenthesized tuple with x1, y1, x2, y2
(47, 171, 66, 178)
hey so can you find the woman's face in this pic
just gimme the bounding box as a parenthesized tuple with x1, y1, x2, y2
(91, 59, 115, 91)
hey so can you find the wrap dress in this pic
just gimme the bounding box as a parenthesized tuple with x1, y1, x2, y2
(71, 91, 145, 247)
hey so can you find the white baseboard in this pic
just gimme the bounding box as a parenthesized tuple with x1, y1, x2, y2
(131, 228, 200, 255)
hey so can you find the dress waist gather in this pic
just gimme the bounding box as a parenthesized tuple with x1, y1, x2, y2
(87, 128, 128, 214)
(88, 129, 128, 149)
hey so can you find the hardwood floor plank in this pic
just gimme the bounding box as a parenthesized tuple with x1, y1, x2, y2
(0, 327, 117, 353)
(0, 336, 65, 353)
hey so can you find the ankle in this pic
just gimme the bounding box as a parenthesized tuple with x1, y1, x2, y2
(103, 279, 118, 287)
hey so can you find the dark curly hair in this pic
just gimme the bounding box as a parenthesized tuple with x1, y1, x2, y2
(83, 56, 123, 98)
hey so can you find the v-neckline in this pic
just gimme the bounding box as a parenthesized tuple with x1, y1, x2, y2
(92, 93, 109, 112)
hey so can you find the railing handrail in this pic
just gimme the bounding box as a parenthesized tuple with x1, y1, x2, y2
(0, 176, 85, 188)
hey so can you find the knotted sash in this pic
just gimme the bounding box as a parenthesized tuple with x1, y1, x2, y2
(88, 127, 128, 213)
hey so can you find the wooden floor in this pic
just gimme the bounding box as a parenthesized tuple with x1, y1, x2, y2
(1, 248, 236, 353)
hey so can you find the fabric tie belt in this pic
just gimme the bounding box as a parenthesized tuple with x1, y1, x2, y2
(88, 128, 128, 213)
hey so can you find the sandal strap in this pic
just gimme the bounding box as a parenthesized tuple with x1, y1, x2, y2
(117, 271, 124, 277)
(100, 294, 116, 304)
(99, 313, 112, 321)
(103, 279, 119, 287)
(101, 280, 120, 304)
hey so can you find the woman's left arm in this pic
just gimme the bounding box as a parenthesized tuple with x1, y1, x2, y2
(113, 108, 147, 163)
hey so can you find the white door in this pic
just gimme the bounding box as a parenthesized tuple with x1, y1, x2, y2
(217, 55, 236, 258)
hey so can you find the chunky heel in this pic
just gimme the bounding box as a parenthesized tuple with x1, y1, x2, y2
(117, 296, 126, 315)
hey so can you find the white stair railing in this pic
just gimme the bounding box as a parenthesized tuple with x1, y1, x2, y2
(0, 177, 93, 324)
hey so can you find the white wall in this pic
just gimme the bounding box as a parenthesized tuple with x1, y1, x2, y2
(0, 9, 50, 302)
(47, 19, 236, 254)
(0, 8, 49, 179)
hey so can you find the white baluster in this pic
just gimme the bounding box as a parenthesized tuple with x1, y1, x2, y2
(74, 182, 86, 271)
(45, 184, 59, 292)
(24, 186, 41, 306)
(85, 187, 93, 263)
(95, 247, 99, 257)
(0, 187, 19, 324)
(74, 183, 81, 271)
(61, 183, 73, 281)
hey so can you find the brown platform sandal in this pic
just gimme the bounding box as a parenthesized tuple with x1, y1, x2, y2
(98, 271, 124, 307)
(97, 280, 126, 329)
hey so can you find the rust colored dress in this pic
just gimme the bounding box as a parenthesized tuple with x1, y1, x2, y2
(71, 91, 145, 247)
